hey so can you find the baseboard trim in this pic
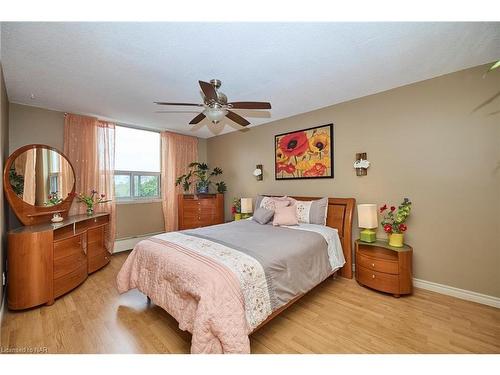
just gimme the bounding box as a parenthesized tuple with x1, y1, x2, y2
(113, 232, 163, 253)
(413, 278, 499, 309)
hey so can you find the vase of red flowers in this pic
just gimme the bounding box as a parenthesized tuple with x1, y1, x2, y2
(231, 197, 242, 221)
(76, 189, 111, 216)
(380, 198, 412, 247)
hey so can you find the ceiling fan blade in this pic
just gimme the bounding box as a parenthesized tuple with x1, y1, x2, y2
(154, 101, 204, 107)
(226, 110, 250, 127)
(229, 101, 271, 110)
(155, 110, 201, 114)
(199, 81, 218, 102)
(189, 112, 206, 125)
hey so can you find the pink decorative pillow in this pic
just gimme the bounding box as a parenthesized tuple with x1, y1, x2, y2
(272, 204, 299, 226)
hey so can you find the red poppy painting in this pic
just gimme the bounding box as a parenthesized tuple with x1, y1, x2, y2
(274, 124, 333, 180)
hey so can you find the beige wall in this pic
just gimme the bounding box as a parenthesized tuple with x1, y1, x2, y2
(115, 202, 164, 238)
(9, 103, 64, 153)
(207, 64, 500, 297)
(7, 103, 206, 238)
(1, 62, 9, 307)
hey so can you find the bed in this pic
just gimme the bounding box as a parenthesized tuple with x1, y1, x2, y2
(116, 196, 355, 353)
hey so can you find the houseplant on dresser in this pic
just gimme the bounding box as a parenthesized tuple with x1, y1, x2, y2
(76, 189, 111, 215)
(380, 198, 412, 247)
(175, 162, 224, 194)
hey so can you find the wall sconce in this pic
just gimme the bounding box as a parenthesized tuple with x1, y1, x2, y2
(253, 164, 263, 181)
(354, 153, 370, 176)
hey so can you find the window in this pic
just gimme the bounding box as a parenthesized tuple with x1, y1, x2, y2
(114, 126, 161, 201)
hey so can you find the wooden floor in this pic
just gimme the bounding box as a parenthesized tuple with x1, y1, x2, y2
(1, 252, 499, 354)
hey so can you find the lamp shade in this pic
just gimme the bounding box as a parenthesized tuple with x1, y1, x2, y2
(357, 204, 378, 229)
(240, 198, 253, 214)
(203, 107, 227, 123)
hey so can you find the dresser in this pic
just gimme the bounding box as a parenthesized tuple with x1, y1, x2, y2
(178, 193, 224, 230)
(355, 239, 413, 297)
(7, 213, 111, 310)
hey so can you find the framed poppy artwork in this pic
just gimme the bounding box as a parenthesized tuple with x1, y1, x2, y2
(275, 124, 333, 180)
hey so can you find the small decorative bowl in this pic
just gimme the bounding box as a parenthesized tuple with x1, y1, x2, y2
(51, 214, 64, 223)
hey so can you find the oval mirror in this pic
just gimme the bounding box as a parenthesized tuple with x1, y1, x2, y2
(8, 146, 75, 207)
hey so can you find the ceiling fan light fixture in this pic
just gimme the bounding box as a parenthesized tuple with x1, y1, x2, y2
(203, 107, 227, 123)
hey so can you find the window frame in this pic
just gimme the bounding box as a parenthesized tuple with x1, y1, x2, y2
(113, 125, 162, 204)
(114, 170, 161, 203)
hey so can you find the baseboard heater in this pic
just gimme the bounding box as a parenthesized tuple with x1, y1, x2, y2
(113, 232, 163, 253)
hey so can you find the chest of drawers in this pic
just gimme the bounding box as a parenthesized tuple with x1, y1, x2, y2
(7, 213, 110, 310)
(178, 194, 224, 230)
(355, 239, 413, 297)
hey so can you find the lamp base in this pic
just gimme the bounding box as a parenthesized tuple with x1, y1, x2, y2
(360, 228, 376, 243)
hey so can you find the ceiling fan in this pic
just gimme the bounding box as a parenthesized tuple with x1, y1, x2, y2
(155, 79, 271, 127)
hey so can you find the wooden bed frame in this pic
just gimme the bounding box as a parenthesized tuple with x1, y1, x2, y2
(145, 196, 356, 335)
(251, 195, 355, 333)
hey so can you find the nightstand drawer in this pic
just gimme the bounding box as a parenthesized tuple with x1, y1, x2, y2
(357, 252, 399, 275)
(357, 265, 399, 294)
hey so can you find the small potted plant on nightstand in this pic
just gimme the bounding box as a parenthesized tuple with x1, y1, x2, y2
(231, 198, 241, 221)
(380, 198, 412, 247)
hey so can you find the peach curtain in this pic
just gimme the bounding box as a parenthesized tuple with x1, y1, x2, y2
(64, 114, 116, 252)
(59, 155, 74, 200)
(22, 149, 36, 205)
(161, 131, 198, 232)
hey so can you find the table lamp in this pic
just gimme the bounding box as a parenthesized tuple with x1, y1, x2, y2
(240, 198, 253, 219)
(358, 204, 377, 242)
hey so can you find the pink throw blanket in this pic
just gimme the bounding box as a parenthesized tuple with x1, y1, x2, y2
(116, 238, 251, 354)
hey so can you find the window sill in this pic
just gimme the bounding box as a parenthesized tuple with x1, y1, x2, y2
(116, 199, 163, 205)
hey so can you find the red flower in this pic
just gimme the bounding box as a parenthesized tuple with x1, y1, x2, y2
(383, 224, 393, 233)
(303, 163, 327, 177)
(276, 162, 296, 174)
(390, 206, 396, 211)
(380, 204, 388, 213)
(231, 206, 236, 214)
(279, 132, 309, 157)
(399, 224, 407, 232)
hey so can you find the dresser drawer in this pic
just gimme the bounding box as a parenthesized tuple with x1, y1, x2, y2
(54, 234, 85, 261)
(54, 263, 88, 298)
(357, 265, 399, 294)
(54, 250, 86, 279)
(89, 215, 109, 227)
(357, 252, 399, 275)
(88, 251, 110, 273)
(87, 226, 104, 245)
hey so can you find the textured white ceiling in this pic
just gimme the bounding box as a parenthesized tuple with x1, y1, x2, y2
(1, 22, 499, 138)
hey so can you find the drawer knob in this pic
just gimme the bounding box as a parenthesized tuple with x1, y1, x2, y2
(371, 263, 375, 268)
(372, 274, 375, 279)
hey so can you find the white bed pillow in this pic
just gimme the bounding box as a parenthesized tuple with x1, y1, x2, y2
(288, 197, 329, 225)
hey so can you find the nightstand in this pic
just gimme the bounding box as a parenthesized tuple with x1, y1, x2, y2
(355, 239, 413, 297)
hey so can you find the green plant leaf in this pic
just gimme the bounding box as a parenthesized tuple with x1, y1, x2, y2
(488, 60, 500, 72)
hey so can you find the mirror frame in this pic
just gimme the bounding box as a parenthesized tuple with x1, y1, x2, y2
(3, 144, 76, 226)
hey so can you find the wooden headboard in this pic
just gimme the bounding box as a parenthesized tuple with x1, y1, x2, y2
(265, 195, 356, 279)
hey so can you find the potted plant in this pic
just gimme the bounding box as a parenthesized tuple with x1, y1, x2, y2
(175, 162, 225, 194)
(231, 198, 241, 221)
(380, 198, 412, 247)
(76, 189, 111, 216)
(44, 191, 63, 206)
